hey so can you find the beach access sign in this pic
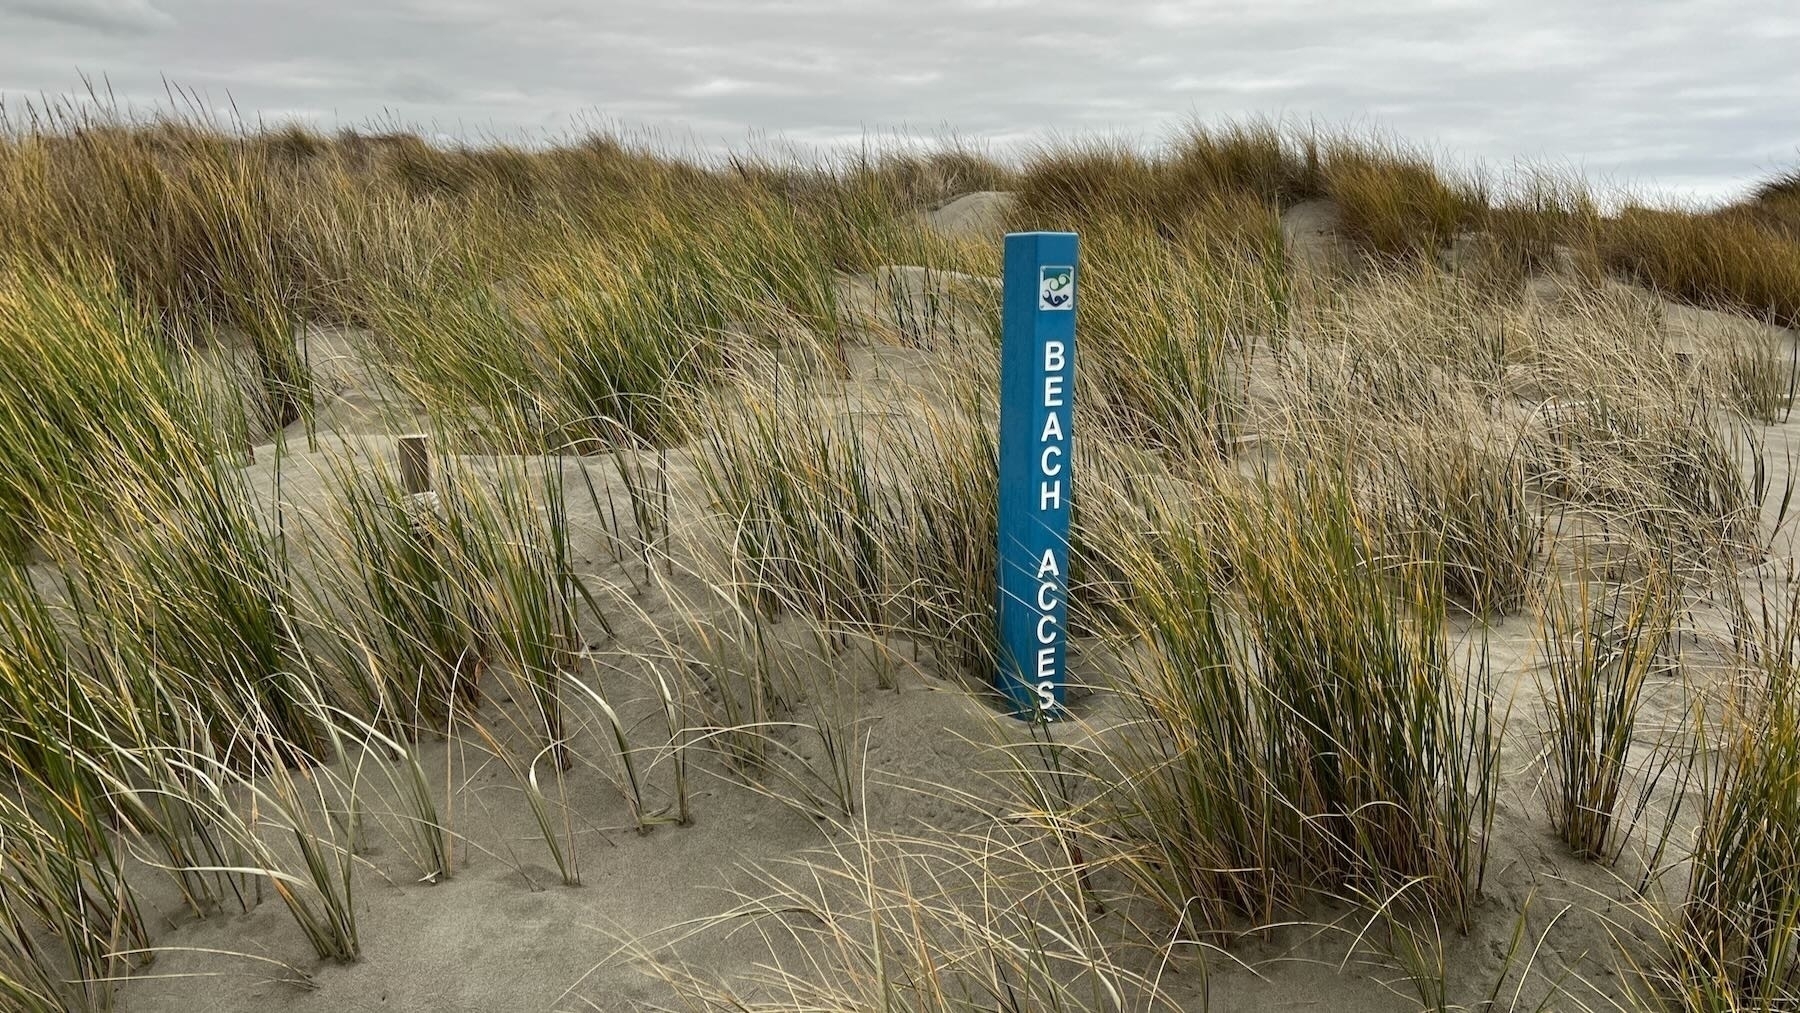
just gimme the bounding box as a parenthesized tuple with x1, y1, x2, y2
(996, 232, 1076, 718)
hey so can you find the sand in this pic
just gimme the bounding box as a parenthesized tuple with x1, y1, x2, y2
(114, 666, 1006, 1012)
(1280, 198, 1357, 277)
(923, 190, 1014, 240)
(100, 195, 1800, 1012)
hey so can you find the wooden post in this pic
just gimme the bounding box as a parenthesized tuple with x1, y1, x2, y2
(398, 434, 431, 495)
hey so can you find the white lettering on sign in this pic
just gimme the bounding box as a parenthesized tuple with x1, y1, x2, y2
(1032, 330, 1070, 709)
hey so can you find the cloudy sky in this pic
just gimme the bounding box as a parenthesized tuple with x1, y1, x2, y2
(1, 0, 1796, 204)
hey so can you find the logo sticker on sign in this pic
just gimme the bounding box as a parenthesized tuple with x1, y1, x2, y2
(1039, 265, 1074, 311)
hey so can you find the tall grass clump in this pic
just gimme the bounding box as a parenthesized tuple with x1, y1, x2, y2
(635, 824, 1176, 1013)
(0, 792, 144, 1010)
(1536, 566, 1678, 861)
(1267, 282, 1540, 613)
(1603, 203, 1800, 328)
(427, 454, 592, 763)
(383, 136, 543, 205)
(1381, 428, 1542, 615)
(1743, 167, 1800, 241)
(1166, 120, 1321, 206)
(0, 559, 305, 1006)
(596, 175, 843, 341)
(0, 107, 313, 426)
(58, 459, 327, 764)
(1225, 470, 1498, 922)
(312, 447, 597, 874)
(697, 376, 1001, 678)
(1015, 124, 1494, 270)
(359, 185, 845, 451)
(1067, 464, 1500, 933)
(1013, 120, 1316, 227)
(0, 565, 153, 1008)
(319, 452, 479, 731)
(1010, 140, 1165, 226)
(1075, 199, 1285, 461)
(888, 396, 1001, 674)
(743, 145, 1003, 276)
(1062, 471, 1273, 928)
(1654, 584, 1800, 1008)
(1484, 170, 1604, 282)
(0, 258, 225, 556)
(698, 381, 892, 638)
(1709, 324, 1797, 425)
(1526, 391, 1762, 566)
(147, 710, 363, 964)
(1321, 139, 1485, 263)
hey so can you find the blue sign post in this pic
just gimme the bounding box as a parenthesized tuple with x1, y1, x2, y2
(996, 231, 1077, 719)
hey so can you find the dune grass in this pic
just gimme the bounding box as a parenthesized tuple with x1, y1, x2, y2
(1635, 581, 1800, 1009)
(1013, 123, 1483, 268)
(1, 103, 1799, 1011)
(0, 257, 227, 558)
(1536, 565, 1679, 861)
(1604, 203, 1800, 328)
(632, 821, 1178, 1013)
(1068, 464, 1499, 934)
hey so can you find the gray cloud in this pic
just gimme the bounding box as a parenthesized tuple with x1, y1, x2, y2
(3, 0, 173, 34)
(384, 70, 459, 106)
(0, 0, 1795, 203)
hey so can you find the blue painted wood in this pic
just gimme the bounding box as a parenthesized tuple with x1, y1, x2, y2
(996, 231, 1077, 718)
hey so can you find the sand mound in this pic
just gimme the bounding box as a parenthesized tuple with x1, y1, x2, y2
(1280, 198, 1356, 275)
(836, 264, 997, 348)
(297, 324, 407, 435)
(924, 190, 1015, 240)
(1660, 299, 1800, 361)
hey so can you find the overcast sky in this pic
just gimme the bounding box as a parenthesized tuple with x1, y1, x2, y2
(1, 0, 1796, 204)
